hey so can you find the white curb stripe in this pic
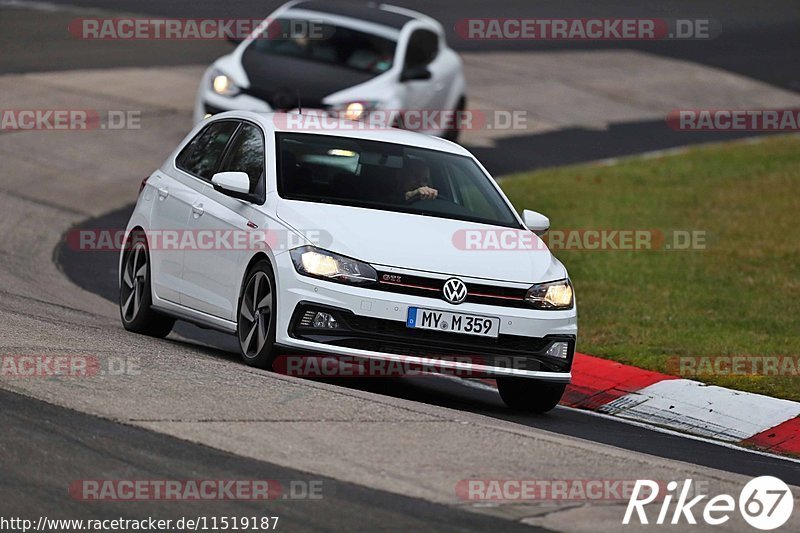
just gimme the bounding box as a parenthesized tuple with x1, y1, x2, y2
(599, 379, 800, 442)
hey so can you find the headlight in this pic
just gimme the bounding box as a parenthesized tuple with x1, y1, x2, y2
(290, 246, 377, 285)
(525, 279, 574, 310)
(211, 69, 240, 97)
(329, 101, 379, 121)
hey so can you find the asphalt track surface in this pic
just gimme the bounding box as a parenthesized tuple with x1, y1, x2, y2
(3, 0, 800, 528)
(0, 388, 545, 532)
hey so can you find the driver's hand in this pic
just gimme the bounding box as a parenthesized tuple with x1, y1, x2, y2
(416, 186, 438, 200)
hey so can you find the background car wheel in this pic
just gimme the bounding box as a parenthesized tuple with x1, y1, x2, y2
(443, 96, 467, 143)
(237, 260, 278, 369)
(496, 377, 566, 413)
(119, 233, 175, 338)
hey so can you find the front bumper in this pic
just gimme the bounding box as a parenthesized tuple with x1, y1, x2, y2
(273, 255, 577, 381)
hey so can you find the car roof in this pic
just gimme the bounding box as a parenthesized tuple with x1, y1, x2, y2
(210, 111, 473, 157)
(289, 1, 416, 30)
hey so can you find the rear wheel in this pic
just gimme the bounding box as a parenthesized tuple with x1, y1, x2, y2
(119, 233, 175, 338)
(496, 377, 566, 413)
(237, 260, 278, 369)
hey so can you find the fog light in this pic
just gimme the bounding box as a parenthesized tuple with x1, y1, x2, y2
(545, 341, 569, 359)
(312, 312, 339, 329)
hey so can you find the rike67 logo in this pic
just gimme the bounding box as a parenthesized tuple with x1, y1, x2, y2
(624, 476, 794, 530)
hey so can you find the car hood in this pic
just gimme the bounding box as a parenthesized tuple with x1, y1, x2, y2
(276, 200, 565, 284)
(240, 46, 376, 109)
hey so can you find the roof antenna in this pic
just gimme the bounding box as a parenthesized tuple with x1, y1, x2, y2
(296, 91, 302, 115)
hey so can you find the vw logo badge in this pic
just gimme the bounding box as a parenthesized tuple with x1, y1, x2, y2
(442, 278, 468, 305)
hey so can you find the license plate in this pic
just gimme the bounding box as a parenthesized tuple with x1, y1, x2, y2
(406, 307, 500, 338)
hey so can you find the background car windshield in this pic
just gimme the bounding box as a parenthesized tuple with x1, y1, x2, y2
(277, 133, 521, 228)
(250, 19, 395, 75)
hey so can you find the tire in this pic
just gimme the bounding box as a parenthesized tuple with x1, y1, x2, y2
(236, 260, 278, 369)
(496, 377, 566, 413)
(443, 96, 467, 143)
(119, 232, 175, 338)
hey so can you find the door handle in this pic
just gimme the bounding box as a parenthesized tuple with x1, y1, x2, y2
(157, 187, 169, 198)
(191, 204, 205, 217)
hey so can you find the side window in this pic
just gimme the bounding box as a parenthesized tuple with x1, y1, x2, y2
(219, 123, 266, 194)
(176, 121, 239, 180)
(404, 29, 438, 68)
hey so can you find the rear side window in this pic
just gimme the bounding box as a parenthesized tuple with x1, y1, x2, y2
(405, 29, 438, 68)
(176, 121, 239, 180)
(219, 123, 266, 194)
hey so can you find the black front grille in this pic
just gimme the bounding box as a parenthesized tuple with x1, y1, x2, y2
(289, 303, 574, 374)
(240, 87, 325, 111)
(375, 271, 530, 308)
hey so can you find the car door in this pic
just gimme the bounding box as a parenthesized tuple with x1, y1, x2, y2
(399, 29, 451, 124)
(152, 120, 238, 305)
(181, 121, 267, 320)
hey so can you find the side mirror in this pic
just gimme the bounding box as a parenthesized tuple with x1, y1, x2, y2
(400, 65, 432, 82)
(211, 171, 256, 202)
(523, 209, 550, 236)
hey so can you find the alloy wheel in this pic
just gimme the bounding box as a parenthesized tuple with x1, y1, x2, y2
(238, 271, 273, 358)
(121, 241, 147, 323)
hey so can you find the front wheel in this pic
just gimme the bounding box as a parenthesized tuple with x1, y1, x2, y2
(496, 377, 566, 413)
(237, 260, 278, 369)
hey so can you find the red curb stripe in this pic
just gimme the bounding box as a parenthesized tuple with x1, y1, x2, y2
(742, 417, 800, 457)
(479, 353, 675, 410)
(562, 352, 677, 410)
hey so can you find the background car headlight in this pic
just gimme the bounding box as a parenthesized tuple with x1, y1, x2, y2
(329, 101, 379, 121)
(525, 279, 574, 310)
(211, 69, 240, 97)
(290, 246, 377, 285)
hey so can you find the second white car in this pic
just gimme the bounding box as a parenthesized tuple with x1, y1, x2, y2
(194, 0, 467, 140)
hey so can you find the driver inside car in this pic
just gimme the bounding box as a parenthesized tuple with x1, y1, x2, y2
(400, 158, 438, 202)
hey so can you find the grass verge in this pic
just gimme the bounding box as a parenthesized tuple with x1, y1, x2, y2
(502, 135, 800, 401)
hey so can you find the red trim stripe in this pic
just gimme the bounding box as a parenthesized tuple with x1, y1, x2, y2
(742, 417, 800, 457)
(562, 352, 677, 410)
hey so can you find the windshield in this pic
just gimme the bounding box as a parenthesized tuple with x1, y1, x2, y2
(249, 18, 396, 75)
(276, 133, 522, 228)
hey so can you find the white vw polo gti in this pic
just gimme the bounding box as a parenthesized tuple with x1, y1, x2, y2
(120, 111, 577, 412)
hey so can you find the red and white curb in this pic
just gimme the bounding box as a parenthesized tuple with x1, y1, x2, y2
(479, 353, 800, 457)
